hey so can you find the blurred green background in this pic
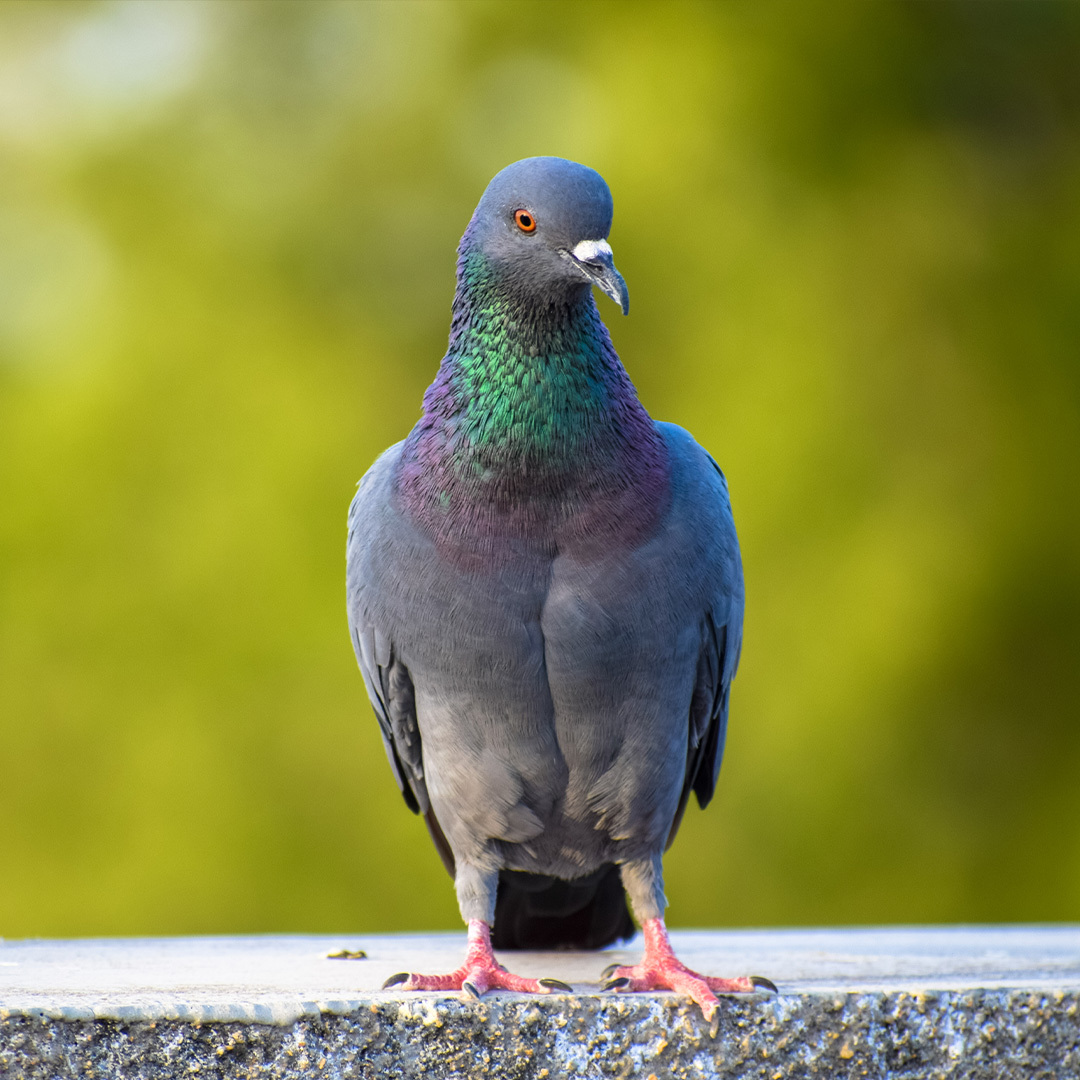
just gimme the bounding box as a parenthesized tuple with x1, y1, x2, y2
(1, 0, 1078, 939)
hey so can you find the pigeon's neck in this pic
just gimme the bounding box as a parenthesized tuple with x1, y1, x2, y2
(443, 259, 625, 459)
(396, 250, 670, 562)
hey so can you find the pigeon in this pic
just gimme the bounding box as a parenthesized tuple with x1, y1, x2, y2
(346, 157, 774, 1021)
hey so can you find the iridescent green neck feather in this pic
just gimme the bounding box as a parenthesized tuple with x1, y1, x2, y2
(397, 245, 669, 562)
(450, 250, 618, 459)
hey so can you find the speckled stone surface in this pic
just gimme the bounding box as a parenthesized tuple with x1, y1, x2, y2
(2, 927, 1078, 1078)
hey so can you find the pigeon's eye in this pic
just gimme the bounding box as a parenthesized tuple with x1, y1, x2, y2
(513, 209, 537, 233)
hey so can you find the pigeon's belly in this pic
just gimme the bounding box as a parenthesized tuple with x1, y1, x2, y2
(375, 541, 693, 872)
(408, 519, 710, 873)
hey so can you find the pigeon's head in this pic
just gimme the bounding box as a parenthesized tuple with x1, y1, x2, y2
(462, 157, 629, 315)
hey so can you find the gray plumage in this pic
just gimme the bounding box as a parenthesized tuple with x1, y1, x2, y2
(346, 157, 743, 946)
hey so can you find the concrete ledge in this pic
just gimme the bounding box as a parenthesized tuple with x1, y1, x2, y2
(2, 927, 1078, 1078)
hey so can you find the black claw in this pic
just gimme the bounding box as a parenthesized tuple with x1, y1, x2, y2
(539, 978, 573, 993)
(381, 972, 410, 989)
(751, 976, 778, 994)
(602, 977, 630, 991)
(462, 981, 482, 1000)
(600, 963, 622, 979)
(709, 1013, 721, 1039)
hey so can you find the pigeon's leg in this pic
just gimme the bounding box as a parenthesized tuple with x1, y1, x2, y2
(607, 859, 775, 1025)
(382, 919, 571, 1000)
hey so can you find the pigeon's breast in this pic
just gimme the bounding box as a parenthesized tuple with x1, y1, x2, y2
(394, 417, 672, 571)
(553, 437, 672, 563)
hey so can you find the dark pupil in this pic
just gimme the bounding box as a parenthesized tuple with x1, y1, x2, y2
(520, 214, 531, 227)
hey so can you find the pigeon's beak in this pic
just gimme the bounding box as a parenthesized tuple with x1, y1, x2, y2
(568, 238, 629, 316)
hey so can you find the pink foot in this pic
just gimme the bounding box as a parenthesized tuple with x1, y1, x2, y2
(602, 918, 776, 1025)
(381, 920, 572, 1001)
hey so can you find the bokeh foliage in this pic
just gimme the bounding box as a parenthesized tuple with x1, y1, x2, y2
(1, 0, 1078, 937)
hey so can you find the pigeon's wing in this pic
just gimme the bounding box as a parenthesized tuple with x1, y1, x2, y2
(666, 449, 744, 849)
(349, 616, 424, 814)
(346, 446, 454, 873)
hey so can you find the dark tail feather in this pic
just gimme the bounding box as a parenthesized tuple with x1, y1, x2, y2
(491, 864, 635, 950)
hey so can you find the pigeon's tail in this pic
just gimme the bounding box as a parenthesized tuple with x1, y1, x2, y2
(491, 864, 636, 950)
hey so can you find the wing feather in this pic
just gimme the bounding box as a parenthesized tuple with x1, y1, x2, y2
(665, 451, 744, 849)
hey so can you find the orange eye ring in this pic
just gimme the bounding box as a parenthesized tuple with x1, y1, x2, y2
(513, 208, 537, 233)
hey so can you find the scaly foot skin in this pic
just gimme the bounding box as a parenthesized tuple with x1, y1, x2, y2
(382, 919, 572, 1001)
(602, 917, 777, 1030)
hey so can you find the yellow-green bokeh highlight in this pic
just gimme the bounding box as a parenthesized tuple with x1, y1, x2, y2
(1, 0, 1078, 937)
